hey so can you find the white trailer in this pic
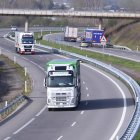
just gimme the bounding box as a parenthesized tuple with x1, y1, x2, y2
(15, 32, 35, 54)
(44, 59, 81, 111)
(64, 26, 78, 42)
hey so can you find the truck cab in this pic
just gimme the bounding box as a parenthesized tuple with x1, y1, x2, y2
(15, 32, 35, 54)
(44, 59, 81, 111)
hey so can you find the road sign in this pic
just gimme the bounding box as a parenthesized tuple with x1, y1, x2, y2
(100, 35, 107, 42)
(100, 35, 107, 46)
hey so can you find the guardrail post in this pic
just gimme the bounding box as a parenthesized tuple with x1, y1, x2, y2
(24, 67, 27, 77)
(25, 81, 27, 93)
(5, 101, 8, 107)
(136, 46, 139, 52)
(14, 56, 16, 64)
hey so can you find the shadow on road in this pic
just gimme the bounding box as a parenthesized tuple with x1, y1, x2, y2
(32, 51, 50, 55)
(52, 98, 134, 112)
(77, 98, 134, 111)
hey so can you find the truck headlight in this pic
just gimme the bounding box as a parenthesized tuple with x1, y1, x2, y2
(71, 97, 75, 104)
(47, 98, 51, 103)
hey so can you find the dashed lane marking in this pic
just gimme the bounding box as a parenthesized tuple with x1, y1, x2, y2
(36, 104, 48, 117)
(57, 136, 63, 140)
(13, 118, 35, 135)
(80, 111, 84, 115)
(71, 122, 76, 127)
(4, 137, 11, 140)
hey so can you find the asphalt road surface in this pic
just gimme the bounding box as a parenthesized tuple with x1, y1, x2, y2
(0, 30, 135, 140)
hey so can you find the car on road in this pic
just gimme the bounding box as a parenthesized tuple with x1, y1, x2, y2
(80, 41, 92, 48)
(105, 42, 113, 48)
(11, 26, 18, 31)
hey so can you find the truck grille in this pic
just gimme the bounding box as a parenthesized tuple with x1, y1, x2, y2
(24, 45, 32, 48)
(56, 96, 67, 102)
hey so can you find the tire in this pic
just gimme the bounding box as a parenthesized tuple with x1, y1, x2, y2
(78, 93, 81, 104)
(15, 47, 18, 53)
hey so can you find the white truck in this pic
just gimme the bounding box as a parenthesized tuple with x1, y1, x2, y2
(44, 59, 81, 111)
(64, 26, 78, 42)
(15, 32, 35, 54)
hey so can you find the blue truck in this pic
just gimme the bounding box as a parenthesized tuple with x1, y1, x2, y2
(85, 29, 104, 46)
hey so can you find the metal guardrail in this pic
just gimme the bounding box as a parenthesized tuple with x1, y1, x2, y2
(0, 95, 27, 121)
(36, 43, 140, 139)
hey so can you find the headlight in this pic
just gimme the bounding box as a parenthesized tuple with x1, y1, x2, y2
(71, 97, 75, 104)
(47, 98, 51, 103)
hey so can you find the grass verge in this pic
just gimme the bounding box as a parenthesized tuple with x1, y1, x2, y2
(0, 54, 32, 97)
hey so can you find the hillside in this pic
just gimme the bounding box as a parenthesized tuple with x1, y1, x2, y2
(110, 22, 140, 50)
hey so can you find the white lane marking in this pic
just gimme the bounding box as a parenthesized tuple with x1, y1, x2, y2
(87, 94, 89, 97)
(80, 111, 84, 115)
(82, 63, 127, 140)
(4, 137, 11, 140)
(83, 81, 85, 84)
(29, 60, 44, 71)
(36, 104, 48, 117)
(86, 87, 88, 90)
(71, 122, 76, 127)
(57, 136, 63, 140)
(13, 118, 35, 135)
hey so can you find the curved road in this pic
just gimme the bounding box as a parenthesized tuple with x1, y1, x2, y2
(44, 33, 140, 62)
(0, 30, 135, 140)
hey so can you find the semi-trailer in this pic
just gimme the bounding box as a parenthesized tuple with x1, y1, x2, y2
(85, 28, 104, 46)
(64, 26, 78, 42)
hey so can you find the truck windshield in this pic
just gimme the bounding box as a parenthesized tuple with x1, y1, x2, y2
(22, 36, 34, 44)
(47, 76, 74, 87)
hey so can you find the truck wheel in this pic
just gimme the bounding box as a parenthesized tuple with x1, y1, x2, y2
(78, 92, 81, 104)
(19, 48, 21, 54)
(16, 48, 18, 53)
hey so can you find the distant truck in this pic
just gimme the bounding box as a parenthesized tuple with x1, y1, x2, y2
(44, 59, 81, 111)
(85, 29, 104, 46)
(64, 26, 78, 42)
(15, 32, 35, 54)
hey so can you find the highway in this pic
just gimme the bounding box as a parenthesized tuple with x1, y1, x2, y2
(0, 29, 135, 140)
(44, 33, 140, 62)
